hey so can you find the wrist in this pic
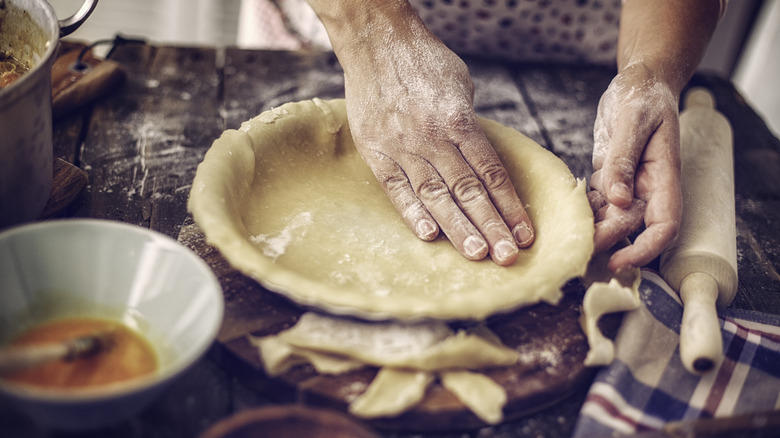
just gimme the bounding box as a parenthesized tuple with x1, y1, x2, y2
(617, 59, 685, 100)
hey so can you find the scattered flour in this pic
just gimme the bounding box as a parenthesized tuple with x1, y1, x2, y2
(250, 212, 313, 260)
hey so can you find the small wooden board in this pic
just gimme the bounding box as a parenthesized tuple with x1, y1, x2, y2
(179, 219, 613, 431)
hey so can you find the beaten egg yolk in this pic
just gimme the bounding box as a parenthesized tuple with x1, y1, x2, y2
(2, 317, 157, 389)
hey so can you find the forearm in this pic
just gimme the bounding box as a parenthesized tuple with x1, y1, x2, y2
(305, 0, 472, 117)
(306, 0, 427, 64)
(618, 0, 721, 95)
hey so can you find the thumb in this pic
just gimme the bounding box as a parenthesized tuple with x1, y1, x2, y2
(599, 115, 653, 208)
(601, 149, 639, 209)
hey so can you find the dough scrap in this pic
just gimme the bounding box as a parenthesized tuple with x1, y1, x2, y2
(256, 312, 518, 372)
(188, 99, 593, 321)
(440, 370, 507, 425)
(276, 312, 454, 363)
(250, 312, 517, 422)
(247, 335, 365, 376)
(580, 243, 642, 366)
(348, 368, 435, 419)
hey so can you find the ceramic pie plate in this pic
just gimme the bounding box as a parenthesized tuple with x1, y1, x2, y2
(188, 99, 593, 321)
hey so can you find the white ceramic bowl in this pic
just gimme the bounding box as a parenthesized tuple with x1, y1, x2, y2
(0, 219, 224, 430)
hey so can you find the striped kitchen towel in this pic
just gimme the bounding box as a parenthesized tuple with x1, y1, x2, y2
(572, 270, 780, 437)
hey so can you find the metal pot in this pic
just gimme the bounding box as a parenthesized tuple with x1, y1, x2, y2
(0, 0, 97, 229)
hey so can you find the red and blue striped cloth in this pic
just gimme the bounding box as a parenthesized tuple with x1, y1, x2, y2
(573, 270, 780, 437)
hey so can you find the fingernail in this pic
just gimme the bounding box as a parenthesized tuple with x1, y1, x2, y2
(495, 239, 518, 262)
(416, 219, 437, 240)
(611, 182, 632, 204)
(463, 235, 488, 259)
(513, 222, 534, 247)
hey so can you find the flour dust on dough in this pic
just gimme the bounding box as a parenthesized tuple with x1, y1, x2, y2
(188, 99, 594, 321)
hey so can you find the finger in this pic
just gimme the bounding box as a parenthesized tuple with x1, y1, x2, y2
(443, 167, 519, 265)
(592, 199, 646, 255)
(608, 165, 682, 272)
(365, 151, 441, 241)
(588, 168, 608, 213)
(607, 220, 678, 272)
(589, 168, 603, 192)
(369, 147, 491, 261)
(425, 137, 522, 266)
(587, 189, 607, 214)
(599, 112, 659, 209)
(592, 110, 610, 169)
(412, 163, 492, 261)
(457, 130, 535, 249)
(414, 151, 514, 264)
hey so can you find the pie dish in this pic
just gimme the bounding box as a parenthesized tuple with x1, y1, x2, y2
(188, 99, 594, 321)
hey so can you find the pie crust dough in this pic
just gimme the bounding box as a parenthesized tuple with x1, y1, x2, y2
(248, 311, 516, 424)
(188, 99, 594, 321)
(580, 242, 642, 366)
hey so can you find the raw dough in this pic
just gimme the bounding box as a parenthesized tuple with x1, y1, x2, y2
(580, 242, 642, 366)
(348, 368, 434, 419)
(188, 99, 594, 321)
(440, 370, 507, 424)
(247, 335, 365, 376)
(249, 311, 517, 423)
(257, 312, 518, 371)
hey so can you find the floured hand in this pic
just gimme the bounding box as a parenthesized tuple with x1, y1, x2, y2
(590, 62, 682, 272)
(312, 0, 534, 266)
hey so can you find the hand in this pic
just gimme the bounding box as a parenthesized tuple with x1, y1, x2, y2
(340, 22, 534, 266)
(589, 62, 682, 272)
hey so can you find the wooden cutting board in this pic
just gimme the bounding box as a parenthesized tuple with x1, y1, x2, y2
(52, 41, 125, 119)
(178, 218, 616, 431)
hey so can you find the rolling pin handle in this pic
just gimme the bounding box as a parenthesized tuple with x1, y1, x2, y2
(683, 87, 716, 110)
(679, 271, 723, 374)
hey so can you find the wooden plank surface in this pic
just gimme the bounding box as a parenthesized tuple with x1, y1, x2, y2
(221, 49, 345, 129)
(3, 44, 778, 438)
(72, 44, 223, 238)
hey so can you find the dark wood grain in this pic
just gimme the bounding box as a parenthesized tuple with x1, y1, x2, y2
(511, 63, 615, 180)
(221, 49, 345, 129)
(72, 44, 223, 238)
(39, 158, 88, 219)
(51, 41, 121, 165)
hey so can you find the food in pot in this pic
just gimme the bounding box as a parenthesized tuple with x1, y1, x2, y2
(0, 52, 28, 88)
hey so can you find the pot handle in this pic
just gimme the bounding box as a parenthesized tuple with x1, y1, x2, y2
(58, 0, 99, 37)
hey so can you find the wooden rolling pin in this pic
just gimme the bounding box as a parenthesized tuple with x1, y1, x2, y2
(659, 87, 738, 375)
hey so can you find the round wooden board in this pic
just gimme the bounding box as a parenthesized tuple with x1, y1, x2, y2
(179, 220, 611, 432)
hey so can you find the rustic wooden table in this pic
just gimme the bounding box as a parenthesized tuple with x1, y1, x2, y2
(2, 42, 778, 437)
